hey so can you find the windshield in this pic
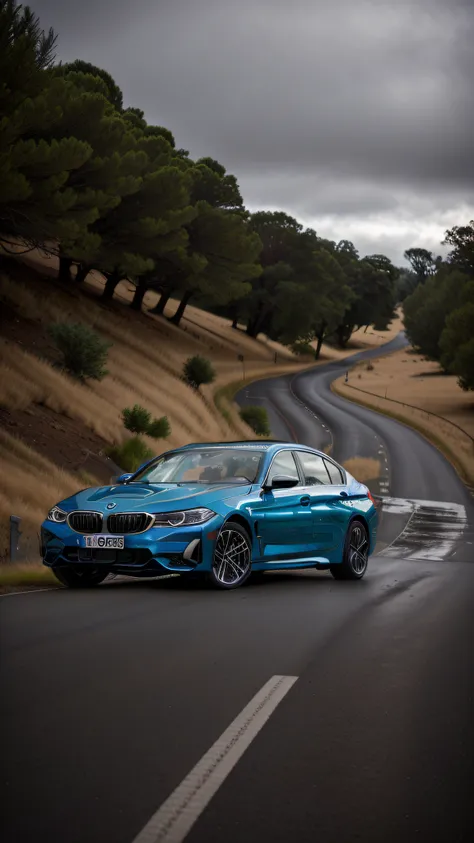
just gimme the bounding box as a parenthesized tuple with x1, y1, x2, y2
(130, 448, 265, 485)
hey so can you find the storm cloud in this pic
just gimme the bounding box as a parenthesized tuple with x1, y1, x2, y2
(33, 0, 474, 262)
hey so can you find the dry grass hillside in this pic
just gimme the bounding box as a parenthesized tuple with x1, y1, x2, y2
(0, 251, 401, 561)
(334, 348, 474, 486)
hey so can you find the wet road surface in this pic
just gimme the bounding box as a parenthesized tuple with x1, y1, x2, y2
(1, 334, 473, 843)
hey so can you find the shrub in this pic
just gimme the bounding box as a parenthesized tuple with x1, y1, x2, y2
(147, 416, 171, 439)
(291, 340, 314, 356)
(183, 355, 216, 389)
(122, 404, 151, 434)
(107, 437, 154, 473)
(121, 405, 170, 438)
(49, 322, 110, 381)
(239, 405, 271, 437)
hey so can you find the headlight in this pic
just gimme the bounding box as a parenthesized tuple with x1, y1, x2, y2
(153, 508, 215, 527)
(47, 506, 68, 524)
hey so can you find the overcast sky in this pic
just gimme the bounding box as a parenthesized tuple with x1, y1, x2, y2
(33, 0, 473, 264)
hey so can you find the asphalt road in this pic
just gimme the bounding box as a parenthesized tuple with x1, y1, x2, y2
(1, 335, 473, 843)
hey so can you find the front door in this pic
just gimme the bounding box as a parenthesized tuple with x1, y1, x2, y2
(254, 450, 314, 561)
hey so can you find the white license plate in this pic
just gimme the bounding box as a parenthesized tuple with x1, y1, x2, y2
(84, 535, 124, 549)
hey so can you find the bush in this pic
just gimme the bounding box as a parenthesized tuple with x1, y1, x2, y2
(49, 322, 110, 381)
(291, 340, 314, 356)
(183, 355, 216, 389)
(121, 405, 170, 438)
(107, 437, 154, 473)
(122, 404, 152, 434)
(147, 416, 171, 439)
(240, 405, 271, 437)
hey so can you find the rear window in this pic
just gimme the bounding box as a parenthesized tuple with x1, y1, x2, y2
(324, 459, 344, 484)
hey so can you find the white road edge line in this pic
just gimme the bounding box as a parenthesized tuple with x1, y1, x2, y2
(131, 674, 298, 843)
(0, 586, 60, 598)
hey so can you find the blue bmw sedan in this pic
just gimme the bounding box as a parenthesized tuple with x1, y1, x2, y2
(41, 441, 378, 589)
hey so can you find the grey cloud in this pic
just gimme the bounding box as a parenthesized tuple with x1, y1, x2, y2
(31, 0, 474, 260)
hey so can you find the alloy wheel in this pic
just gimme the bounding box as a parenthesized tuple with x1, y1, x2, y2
(212, 528, 251, 587)
(348, 524, 369, 575)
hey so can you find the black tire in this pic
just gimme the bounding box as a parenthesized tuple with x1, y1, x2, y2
(52, 566, 110, 588)
(330, 520, 369, 581)
(208, 521, 253, 590)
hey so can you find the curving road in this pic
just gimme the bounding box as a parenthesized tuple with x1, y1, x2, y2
(1, 335, 473, 843)
(238, 332, 470, 505)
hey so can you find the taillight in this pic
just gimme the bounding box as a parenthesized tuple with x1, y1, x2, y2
(366, 489, 375, 504)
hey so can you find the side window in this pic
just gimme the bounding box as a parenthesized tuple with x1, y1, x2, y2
(324, 459, 344, 485)
(267, 450, 300, 484)
(297, 452, 330, 485)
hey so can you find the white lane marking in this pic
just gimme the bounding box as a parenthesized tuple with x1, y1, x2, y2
(0, 573, 181, 598)
(131, 674, 298, 843)
(0, 586, 60, 598)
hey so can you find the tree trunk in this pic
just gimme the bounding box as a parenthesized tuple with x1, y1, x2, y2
(58, 256, 73, 283)
(149, 290, 171, 315)
(131, 278, 147, 311)
(228, 304, 239, 329)
(102, 269, 121, 300)
(314, 333, 324, 359)
(75, 264, 90, 284)
(170, 290, 193, 325)
(314, 321, 327, 359)
(246, 313, 266, 338)
(336, 324, 353, 348)
(246, 300, 269, 338)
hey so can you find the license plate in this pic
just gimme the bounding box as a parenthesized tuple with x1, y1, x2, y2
(84, 535, 124, 549)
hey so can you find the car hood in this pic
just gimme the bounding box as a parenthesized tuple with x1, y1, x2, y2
(59, 482, 253, 513)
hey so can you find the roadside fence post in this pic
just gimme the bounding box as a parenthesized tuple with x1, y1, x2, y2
(10, 515, 22, 563)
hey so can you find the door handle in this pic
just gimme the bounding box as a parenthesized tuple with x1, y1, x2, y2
(300, 495, 311, 506)
(339, 491, 348, 498)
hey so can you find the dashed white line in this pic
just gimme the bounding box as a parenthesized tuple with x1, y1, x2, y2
(131, 675, 298, 843)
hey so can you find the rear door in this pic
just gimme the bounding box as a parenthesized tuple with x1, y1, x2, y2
(294, 451, 348, 551)
(256, 450, 314, 561)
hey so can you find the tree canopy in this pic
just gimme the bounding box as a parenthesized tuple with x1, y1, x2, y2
(0, 0, 436, 353)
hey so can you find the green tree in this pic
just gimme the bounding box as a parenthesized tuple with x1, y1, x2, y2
(58, 60, 123, 111)
(333, 249, 396, 346)
(444, 220, 474, 278)
(27, 68, 147, 279)
(403, 268, 470, 360)
(439, 283, 474, 390)
(394, 268, 418, 301)
(0, 78, 94, 250)
(148, 159, 258, 324)
(0, 4, 101, 251)
(0, 0, 56, 118)
(244, 211, 303, 338)
(87, 132, 195, 301)
(404, 247, 437, 284)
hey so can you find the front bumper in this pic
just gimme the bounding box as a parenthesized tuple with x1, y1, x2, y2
(41, 516, 221, 576)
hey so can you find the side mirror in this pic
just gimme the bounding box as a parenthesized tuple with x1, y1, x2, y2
(264, 475, 299, 491)
(111, 473, 133, 485)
